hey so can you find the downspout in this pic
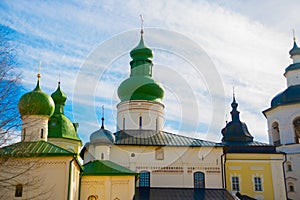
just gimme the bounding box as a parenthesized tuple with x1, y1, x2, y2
(221, 153, 225, 188)
(282, 153, 288, 200)
(67, 157, 75, 200)
(78, 174, 82, 200)
(221, 153, 227, 189)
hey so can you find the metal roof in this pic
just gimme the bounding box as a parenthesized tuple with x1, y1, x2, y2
(114, 130, 221, 147)
(270, 84, 300, 108)
(133, 188, 235, 200)
(0, 141, 75, 158)
(82, 160, 137, 176)
(223, 141, 277, 153)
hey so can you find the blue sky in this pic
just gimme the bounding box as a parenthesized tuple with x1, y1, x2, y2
(1, 0, 300, 144)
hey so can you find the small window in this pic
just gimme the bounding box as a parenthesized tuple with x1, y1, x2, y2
(194, 172, 205, 188)
(293, 118, 300, 143)
(122, 118, 125, 130)
(139, 116, 142, 129)
(287, 162, 292, 171)
(101, 153, 104, 160)
(139, 171, 150, 187)
(289, 183, 295, 192)
(15, 184, 23, 197)
(232, 176, 240, 191)
(41, 129, 44, 138)
(272, 122, 280, 146)
(155, 148, 164, 160)
(254, 177, 262, 191)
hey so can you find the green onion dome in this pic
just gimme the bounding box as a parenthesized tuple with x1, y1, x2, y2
(51, 82, 67, 105)
(18, 78, 55, 117)
(48, 82, 81, 141)
(118, 76, 164, 102)
(48, 114, 80, 141)
(130, 35, 153, 61)
(117, 30, 164, 102)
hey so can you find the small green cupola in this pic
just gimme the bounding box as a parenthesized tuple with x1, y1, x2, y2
(221, 95, 253, 143)
(48, 82, 81, 142)
(117, 29, 164, 102)
(18, 74, 55, 117)
(51, 82, 67, 114)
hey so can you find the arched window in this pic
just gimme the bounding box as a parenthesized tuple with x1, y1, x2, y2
(293, 118, 300, 143)
(194, 171, 205, 188)
(15, 184, 23, 197)
(272, 122, 280, 146)
(139, 116, 142, 129)
(101, 153, 104, 160)
(122, 117, 125, 130)
(287, 162, 292, 171)
(139, 171, 150, 187)
(288, 182, 295, 192)
(41, 129, 44, 138)
(87, 195, 98, 200)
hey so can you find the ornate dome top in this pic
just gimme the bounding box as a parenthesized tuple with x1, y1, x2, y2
(51, 82, 67, 105)
(18, 76, 55, 117)
(289, 41, 300, 57)
(221, 96, 253, 143)
(90, 116, 114, 145)
(48, 82, 81, 142)
(117, 29, 164, 103)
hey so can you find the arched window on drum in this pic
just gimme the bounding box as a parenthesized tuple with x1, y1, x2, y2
(271, 122, 280, 146)
(293, 118, 300, 143)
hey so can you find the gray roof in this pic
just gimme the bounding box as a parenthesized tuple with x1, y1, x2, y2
(133, 188, 235, 200)
(114, 130, 221, 147)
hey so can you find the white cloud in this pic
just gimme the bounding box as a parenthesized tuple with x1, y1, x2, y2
(1, 0, 299, 144)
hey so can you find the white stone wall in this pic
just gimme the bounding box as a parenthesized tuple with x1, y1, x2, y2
(116, 100, 165, 131)
(109, 145, 223, 188)
(270, 157, 287, 200)
(285, 70, 300, 87)
(265, 104, 300, 200)
(82, 143, 112, 164)
(21, 115, 49, 142)
(292, 54, 300, 64)
(80, 176, 136, 200)
(0, 157, 79, 200)
(277, 146, 300, 200)
(265, 104, 300, 145)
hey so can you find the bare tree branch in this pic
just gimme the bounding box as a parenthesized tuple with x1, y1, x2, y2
(0, 25, 22, 147)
